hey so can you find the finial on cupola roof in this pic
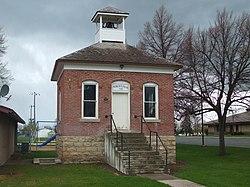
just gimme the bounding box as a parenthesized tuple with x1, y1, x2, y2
(91, 7, 129, 44)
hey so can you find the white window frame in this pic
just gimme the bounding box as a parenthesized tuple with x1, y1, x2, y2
(143, 83, 158, 120)
(82, 81, 99, 119)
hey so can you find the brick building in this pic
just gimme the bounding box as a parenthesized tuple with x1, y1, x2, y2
(51, 7, 181, 172)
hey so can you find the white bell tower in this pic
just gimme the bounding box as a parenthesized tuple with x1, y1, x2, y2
(91, 7, 129, 44)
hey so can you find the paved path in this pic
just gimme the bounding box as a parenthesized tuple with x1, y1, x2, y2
(176, 136, 250, 148)
(138, 174, 205, 187)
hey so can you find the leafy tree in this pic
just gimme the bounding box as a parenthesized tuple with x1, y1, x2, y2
(0, 27, 12, 86)
(180, 113, 193, 136)
(179, 9, 250, 155)
(20, 122, 38, 140)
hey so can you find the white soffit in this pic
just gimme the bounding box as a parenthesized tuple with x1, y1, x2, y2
(54, 63, 175, 81)
(63, 63, 175, 74)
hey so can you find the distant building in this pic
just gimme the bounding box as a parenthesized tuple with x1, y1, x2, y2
(38, 128, 54, 138)
(0, 105, 25, 165)
(206, 108, 250, 134)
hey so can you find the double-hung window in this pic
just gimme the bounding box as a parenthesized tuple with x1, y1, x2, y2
(143, 83, 158, 119)
(82, 81, 98, 119)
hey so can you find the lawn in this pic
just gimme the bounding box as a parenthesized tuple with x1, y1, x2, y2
(2, 145, 250, 187)
(175, 144, 250, 187)
(0, 151, 167, 187)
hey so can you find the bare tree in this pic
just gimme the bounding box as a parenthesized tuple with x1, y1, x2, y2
(0, 27, 12, 86)
(179, 9, 250, 155)
(138, 6, 197, 120)
(138, 5, 184, 62)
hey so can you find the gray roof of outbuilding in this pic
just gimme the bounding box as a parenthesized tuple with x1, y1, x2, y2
(206, 109, 250, 126)
(0, 105, 25, 124)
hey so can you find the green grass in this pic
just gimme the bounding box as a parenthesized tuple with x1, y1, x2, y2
(1, 151, 167, 187)
(0, 164, 167, 187)
(21, 151, 57, 159)
(175, 144, 250, 187)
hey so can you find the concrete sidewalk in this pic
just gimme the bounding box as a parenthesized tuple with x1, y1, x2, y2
(138, 173, 206, 187)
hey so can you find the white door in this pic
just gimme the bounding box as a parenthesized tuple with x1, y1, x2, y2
(112, 93, 129, 130)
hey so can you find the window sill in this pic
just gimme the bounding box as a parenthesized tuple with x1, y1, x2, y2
(145, 119, 161, 123)
(80, 118, 100, 123)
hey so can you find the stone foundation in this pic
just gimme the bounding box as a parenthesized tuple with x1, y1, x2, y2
(146, 135, 176, 164)
(56, 135, 104, 163)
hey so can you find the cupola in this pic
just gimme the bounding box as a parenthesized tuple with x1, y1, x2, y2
(91, 7, 129, 44)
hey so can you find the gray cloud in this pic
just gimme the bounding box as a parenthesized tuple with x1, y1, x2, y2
(0, 0, 249, 123)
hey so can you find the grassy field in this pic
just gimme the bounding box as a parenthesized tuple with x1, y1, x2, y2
(175, 144, 250, 187)
(1, 145, 250, 186)
(0, 164, 169, 187)
(0, 151, 167, 187)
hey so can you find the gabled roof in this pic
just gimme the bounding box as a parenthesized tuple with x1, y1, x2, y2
(51, 42, 182, 81)
(206, 109, 250, 126)
(0, 105, 25, 124)
(98, 7, 128, 14)
(91, 7, 129, 22)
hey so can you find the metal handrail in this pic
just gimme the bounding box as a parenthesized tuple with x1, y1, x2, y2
(134, 115, 168, 165)
(105, 114, 131, 171)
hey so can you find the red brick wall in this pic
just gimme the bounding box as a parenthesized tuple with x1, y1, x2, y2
(57, 70, 174, 136)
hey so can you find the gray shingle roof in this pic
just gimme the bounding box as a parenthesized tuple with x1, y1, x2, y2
(91, 7, 129, 22)
(206, 109, 250, 126)
(0, 105, 25, 124)
(51, 42, 182, 81)
(57, 42, 181, 68)
(99, 7, 128, 14)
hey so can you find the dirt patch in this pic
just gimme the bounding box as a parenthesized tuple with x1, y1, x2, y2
(0, 167, 17, 181)
(31, 145, 56, 151)
(168, 160, 187, 174)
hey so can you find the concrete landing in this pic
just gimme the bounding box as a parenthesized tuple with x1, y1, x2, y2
(33, 158, 62, 165)
(138, 173, 206, 187)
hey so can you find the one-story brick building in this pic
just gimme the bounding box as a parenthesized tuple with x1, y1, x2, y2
(51, 7, 181, 171)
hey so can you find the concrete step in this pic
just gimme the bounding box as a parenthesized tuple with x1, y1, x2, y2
(33, 158, 62, 165)
(116, 146, 151, 151)
(107, 131, 166, 174)
(121, 150, 160, 156)
(124, 164, 166, 174)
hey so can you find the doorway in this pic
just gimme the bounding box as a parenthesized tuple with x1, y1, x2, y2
(112, 81, 130, 130)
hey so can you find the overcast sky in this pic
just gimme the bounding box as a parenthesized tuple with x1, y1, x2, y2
(0, 0, 249, 124)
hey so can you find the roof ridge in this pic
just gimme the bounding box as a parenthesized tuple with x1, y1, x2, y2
(99, 6, 127, 14)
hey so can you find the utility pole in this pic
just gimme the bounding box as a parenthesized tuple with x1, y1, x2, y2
(201, 96, 205, 146)
(31, 92, 40, 126)
(31, 92, 40, 150)
(29, 105, 33, 123)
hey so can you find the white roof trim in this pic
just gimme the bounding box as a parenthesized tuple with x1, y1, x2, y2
(52, 63, 175, 81)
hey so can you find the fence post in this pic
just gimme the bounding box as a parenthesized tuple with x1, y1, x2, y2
(149, 131, 151, 147)
(121, 133, 123, 152)
(141, 116, 143, 133)
(156, 133, 158, 152)
(110, 117, 112, 133)
(128, 150, 131, 171)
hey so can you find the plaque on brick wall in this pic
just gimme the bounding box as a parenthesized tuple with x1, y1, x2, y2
(112, 82, 130, 93)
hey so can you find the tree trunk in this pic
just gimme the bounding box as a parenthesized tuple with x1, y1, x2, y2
(218, 116, 226, 156)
